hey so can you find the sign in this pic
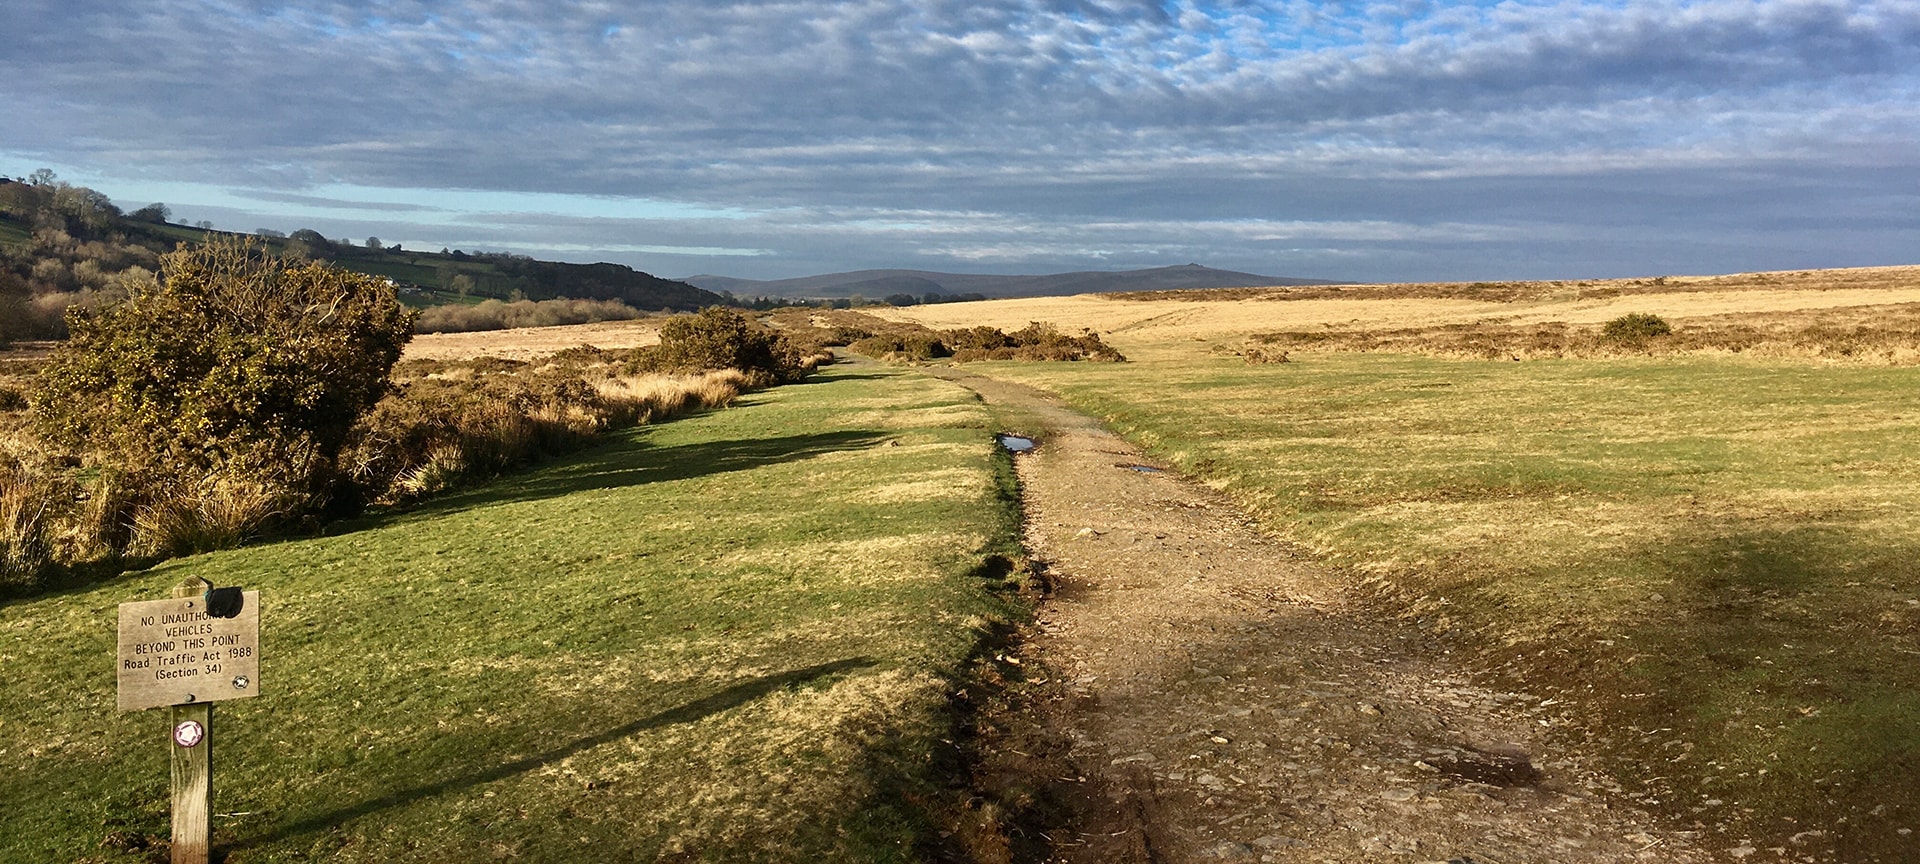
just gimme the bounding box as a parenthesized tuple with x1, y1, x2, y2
(116, 591, 260, 712)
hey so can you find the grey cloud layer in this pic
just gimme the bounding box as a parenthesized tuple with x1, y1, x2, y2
(3, 0, 1915, 279)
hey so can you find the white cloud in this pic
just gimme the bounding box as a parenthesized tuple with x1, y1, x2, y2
(2, 0, 1915, 280)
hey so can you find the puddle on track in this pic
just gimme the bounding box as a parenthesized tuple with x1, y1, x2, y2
(997, 434, 1037, 453)
(1116, 463, 1165, 473)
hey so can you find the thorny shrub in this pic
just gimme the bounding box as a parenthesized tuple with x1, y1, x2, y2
(627, 306, 817, 385)
(1600, 312, 1674, 343)
(847, 320, 1126, 363)
(34, 237, 414, 512)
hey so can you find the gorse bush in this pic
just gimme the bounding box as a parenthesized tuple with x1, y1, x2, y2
(825, 326, 874, 346)
(628, 306, 814, 385)
(35, 238, 415, 515)
(1601, 312, 1673, 342)
(846, 320, 1126, 363)
(850, 333, 950, 361)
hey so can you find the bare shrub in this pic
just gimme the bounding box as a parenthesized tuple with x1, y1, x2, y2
(414, 298, 645, 334)
(826, 326, 874, 345)
(345, 360, 754, 504)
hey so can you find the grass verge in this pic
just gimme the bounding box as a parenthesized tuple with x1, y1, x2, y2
(0, 363, 1026, 863)
(973, 352, 1920, 861)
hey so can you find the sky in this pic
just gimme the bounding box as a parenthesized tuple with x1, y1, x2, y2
(2, 0, 1916, 283)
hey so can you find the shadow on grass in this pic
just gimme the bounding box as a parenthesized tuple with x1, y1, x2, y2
(793, 368, 897, 384)
(361, 429, 891, 524)
(232, 657, 877, 851)
(1571, 520, 1920, 860)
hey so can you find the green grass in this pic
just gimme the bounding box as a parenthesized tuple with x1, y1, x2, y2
(0, 214, 30, 247)
(0, 365, 1024, 862)
(975, 352, 1920, 860)
(141, 222, 215, 245)
(334, 256, 447, 287)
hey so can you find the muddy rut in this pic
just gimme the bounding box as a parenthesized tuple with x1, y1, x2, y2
(937, 370, 1717, 864)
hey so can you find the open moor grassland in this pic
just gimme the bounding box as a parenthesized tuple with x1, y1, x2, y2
(889, 264, 1920, 860)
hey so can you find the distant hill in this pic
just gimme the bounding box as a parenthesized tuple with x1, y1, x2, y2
(248, 235, 724, 312)
(684, 264, 1341, 301)
(0, 173, 725, 322)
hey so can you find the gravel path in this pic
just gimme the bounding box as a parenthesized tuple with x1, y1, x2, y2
(937, 369, 1719, 864)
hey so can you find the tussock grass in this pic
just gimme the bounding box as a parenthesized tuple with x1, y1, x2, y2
(982, 350, 1920, 860)
(0, 363, 1026, 862)
(0, 462, 56, 576)
(128, 473, 292, 558)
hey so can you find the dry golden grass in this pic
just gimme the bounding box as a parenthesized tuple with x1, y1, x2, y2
(593, 369, 748, 423)
(1241, 301, 1920, 364)
(873, 264, 1920, 361)
(128, 473, 291, 557)
(404, 318, 663, 362)
(943, 264, 1920, 858)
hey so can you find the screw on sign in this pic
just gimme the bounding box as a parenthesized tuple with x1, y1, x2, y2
(117, 577, 261, 864)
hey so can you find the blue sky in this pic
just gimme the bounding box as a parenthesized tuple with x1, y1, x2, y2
(3, 0, 1915, 282)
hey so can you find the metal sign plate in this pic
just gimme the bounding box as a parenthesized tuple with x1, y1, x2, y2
(116, 591, 260, 712)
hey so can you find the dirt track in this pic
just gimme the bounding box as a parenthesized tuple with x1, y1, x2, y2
(938, 368, 1729, 864)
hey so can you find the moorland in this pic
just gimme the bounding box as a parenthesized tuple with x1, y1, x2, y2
(4, 204, 1919, 862)
(873, 264, 1920, 861)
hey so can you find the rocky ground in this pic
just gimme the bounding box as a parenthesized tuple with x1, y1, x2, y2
(938, 369, 1724, 864)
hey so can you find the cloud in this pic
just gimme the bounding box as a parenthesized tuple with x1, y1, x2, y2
(2, 0, 1915, 280)
(240, 190, 444, 212)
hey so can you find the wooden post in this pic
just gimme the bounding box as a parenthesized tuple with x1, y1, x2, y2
(169, 577, 212, 864)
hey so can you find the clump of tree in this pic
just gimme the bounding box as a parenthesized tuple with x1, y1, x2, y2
(877, 291, 988, 307)
(0, 170, 177, 340)
(628, 307, 819, 385)
(33, 238, 415, 550)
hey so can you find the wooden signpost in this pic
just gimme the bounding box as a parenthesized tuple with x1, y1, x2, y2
(117, 577, 260, 864)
